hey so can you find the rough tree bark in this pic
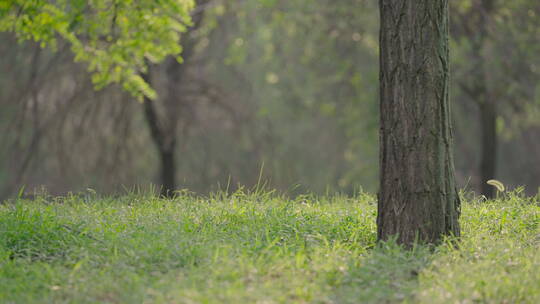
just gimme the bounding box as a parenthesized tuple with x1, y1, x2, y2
(377, 0, 460, 245)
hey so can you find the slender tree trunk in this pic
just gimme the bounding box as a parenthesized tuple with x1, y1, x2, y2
(138, 2, 209, 197)
(377, 0, 460, 245)
(159, 146, 177, 197)
(475, 0, 497, 198)
(480, 101, 496, 197)
(141, 72, 177, 197)
(462, 44, 497, 199)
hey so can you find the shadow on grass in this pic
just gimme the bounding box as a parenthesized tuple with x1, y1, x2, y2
(331, 240, 433, 304)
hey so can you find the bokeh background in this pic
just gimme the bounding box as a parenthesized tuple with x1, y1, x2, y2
(1, 0, 539, 199)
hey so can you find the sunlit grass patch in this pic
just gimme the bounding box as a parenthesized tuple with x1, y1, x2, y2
(0, 189, 538, 303)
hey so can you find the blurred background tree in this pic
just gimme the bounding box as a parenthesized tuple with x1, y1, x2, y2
(451, 0, 540, 197)
(0, 0, 538, 199)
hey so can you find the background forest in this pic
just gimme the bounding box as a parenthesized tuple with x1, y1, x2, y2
(1, 0, 539, 200)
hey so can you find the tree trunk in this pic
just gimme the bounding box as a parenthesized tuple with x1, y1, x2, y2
(138, 2, 209, 197)
(480, 101, 496, 198)
(377, 0, 460, 245)
(141, 72, 177, 197)
(159, 146, 177, 197)
(475, 0, 497, 198)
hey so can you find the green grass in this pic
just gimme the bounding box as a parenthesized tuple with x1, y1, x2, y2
(0, 189, 539, 303)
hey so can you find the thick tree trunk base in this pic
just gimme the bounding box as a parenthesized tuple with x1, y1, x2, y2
(377, 0, 460, 246)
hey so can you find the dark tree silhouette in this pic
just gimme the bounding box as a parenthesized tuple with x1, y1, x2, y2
(140, 2, 209, 197)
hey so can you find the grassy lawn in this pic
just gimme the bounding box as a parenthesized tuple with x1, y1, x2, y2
(1, 189, 539, 303)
